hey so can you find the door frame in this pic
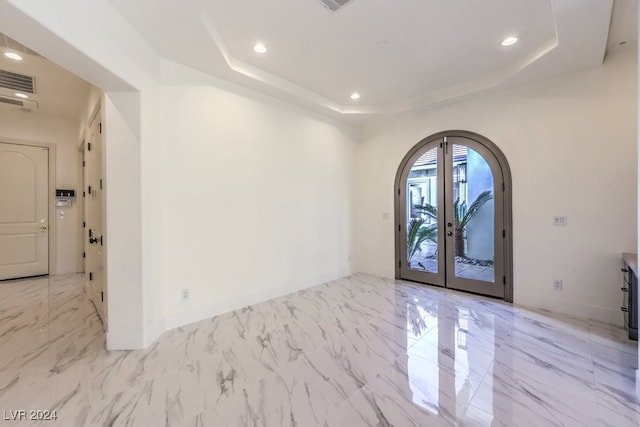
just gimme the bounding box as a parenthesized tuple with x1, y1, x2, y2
(0, 138, 57, 277)
(83, 101, 108, 328)
(394, 130, 513, 302)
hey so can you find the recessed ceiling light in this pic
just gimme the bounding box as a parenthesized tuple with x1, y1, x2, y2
(253, 43, 267, 54)
(4, 52, 23, 60)
(350, 93, 361, 100)
(501, 37, 518, 47)
(14, 92, 28, 99)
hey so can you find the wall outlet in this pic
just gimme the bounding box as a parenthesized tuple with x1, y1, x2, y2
(553, 216, 567, 226)
(553, 280, 563, 290)
(181, 288, 190, 304)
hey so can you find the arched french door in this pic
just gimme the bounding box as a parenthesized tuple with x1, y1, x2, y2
(394, 131, 513, 301)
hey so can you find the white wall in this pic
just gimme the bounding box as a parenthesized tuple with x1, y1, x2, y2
(0, 109, 83, 275)
(355, 46, 638, 325)
(160, 62, 357, 329)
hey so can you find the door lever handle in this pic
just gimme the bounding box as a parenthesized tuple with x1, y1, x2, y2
(89, 236, 99, 244)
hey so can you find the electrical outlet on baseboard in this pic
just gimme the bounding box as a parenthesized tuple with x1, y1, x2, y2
(181, 288, 190, 304)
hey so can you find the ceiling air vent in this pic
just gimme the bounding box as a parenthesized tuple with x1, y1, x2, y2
(0, 69, 35, 93)
(318, 0, 354, 12)
(0, 96, 23, 106)
(0, 95, 38, 111)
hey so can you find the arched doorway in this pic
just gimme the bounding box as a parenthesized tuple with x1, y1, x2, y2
(394, 131, 513, 301)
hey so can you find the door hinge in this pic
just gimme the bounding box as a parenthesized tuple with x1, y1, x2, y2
(88, 185, 92, 195)
(100, 236, 103, 246)
(83, 191, 86, 198)
(82, 160, 85, 167)
(83, 251, 85, 258)
(88, 142, 92, 151)
(99, 123, 102, 134)
(89, 272, 93, 281)
(398, 224, 401, 232)
(99, 179, 103, 190)
(502, 229, 506, 238)
(502, 182, 505, 191)
(503, 276, 506, 285)
(83, 221, 86, 228)
(101, 291, 104, 302)
(398, 260, 402, 268)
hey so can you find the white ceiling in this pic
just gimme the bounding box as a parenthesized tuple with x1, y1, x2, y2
(106, 0, 635, 119)
(0, 0, 636, 124)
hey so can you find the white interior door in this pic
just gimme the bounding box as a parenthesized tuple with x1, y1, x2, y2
(84, 116, 106, 326)
(0, 142, 49, 280)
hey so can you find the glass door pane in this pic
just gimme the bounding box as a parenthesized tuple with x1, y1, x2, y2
(452, 145, 495, 283)
(406, 147, 439, 274)
(399, 141, 445, 288)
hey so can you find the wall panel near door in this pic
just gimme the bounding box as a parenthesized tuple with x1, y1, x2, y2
(0, 142, 49, 280)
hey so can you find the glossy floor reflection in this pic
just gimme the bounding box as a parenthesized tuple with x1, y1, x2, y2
(0, 273, 638, 426)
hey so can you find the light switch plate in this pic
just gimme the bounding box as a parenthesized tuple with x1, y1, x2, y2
(553, 216, 567, 226)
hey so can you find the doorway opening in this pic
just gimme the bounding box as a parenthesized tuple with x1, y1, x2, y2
(394, 131, 513, 301)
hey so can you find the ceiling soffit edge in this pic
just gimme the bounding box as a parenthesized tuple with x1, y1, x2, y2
(190, 0, 608, 117)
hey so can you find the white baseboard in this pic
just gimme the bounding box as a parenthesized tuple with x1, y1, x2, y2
(106, 329, 146, 350)
(143, 317, 166, 348)
(514, 293, 622, 326)
(163, 269, 350, 331)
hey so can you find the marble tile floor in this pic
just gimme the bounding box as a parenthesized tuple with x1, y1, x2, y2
(0, 273, 639, 426)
